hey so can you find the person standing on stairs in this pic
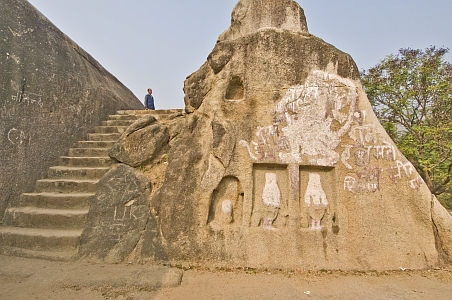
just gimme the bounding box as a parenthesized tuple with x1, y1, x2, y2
(145, 88, 155, 110)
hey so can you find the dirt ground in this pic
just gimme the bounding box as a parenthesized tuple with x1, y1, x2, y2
(1, 254, 451, 300)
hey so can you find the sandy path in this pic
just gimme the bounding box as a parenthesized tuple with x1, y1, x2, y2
(1, 255, 451, 300)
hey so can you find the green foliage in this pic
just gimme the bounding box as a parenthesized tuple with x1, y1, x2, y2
(162, 154, 168, 163)
(171, 132, 180, 142)
(438, 193, 452, 210)
(138, 165, 149, 173)
(361, 47, 452, 206)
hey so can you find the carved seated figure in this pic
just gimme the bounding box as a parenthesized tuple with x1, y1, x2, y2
(208, 177, 243, 229)
(261, 173, 281, 230)
(219, 199, 233, 224)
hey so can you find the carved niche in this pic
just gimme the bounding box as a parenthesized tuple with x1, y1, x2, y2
(208, 176, 243, 229)
(251, 164, 289, 230)
(299, 167, 336, 230)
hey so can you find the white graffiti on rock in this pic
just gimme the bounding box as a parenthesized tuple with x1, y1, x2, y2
(241, 71, 358, 166)
(342, 111, 424, 193)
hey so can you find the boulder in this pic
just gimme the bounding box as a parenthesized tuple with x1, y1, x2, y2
(432, 196, 452, 260)
(0, 0, 143, 220)
(109, 115, 170, 167)
(141, 0, 452, 270)
(218, 0, 309, 42)
(79, 164, 152, 263)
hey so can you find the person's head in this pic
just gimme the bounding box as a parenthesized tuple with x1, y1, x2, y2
(147, 88, 153, 94)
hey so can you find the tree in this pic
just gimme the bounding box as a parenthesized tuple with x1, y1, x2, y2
(361, 46, 452, 209)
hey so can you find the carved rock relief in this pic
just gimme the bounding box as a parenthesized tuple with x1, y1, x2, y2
(303, 173, 329, 230)
(239, 69, 424, 232)
(299, 169, 334, 231)
(261, 173, 281, 230)
(208, 176, 243, 229)
(251, 166, 335, 232)
(252, 165, 289, 230)
(240, 71, 358, 166)
(262, 173, 281, 207)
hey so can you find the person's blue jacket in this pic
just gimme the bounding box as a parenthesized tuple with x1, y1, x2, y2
(145, 94, 155, 110)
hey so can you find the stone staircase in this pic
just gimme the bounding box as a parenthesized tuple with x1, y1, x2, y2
(0, 109, 182, 261)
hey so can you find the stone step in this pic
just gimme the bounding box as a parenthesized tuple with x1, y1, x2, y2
(0, 110, 146, 261)
(0, 246, 78, 261)
(87, 133, 121, 141)
(48, 166, 109, 179)
(59, 156, 113, 167)
(3, 207, 88, 230)
(77, 140, 116, 148)
(68, 148, 110, 157)
(116, 110, 144, 115)
(35, 179, 98, 193)
(19, 192, 94, 209)
(102, 119, 136, 127)
(0, 227, 82, 252)
(127, 109, 183, 115)
(94, 126, 128, 134)
(107, 114, 139, 121)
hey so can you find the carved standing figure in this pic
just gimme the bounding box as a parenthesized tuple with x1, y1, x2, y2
(261, 173, 281, 230)
(304, 173, 329, 230)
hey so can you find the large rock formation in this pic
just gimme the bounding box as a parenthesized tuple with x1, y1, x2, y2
(84, 0, 452, 270)
(217, 0, 308, 42)
(108, 115, 170, 168)
(79, 164, 152, 263)
(0, 0, 143, 220)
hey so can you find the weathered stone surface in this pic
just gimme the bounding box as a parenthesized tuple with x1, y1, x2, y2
(432, 196, 452, 261)
(79, 164, 151, 263)
(138, 0, 452, 270)
(108, 115, 170, 167)
(0, 0, 143, 221)
(218, 0, 308, 42)
(184, 63, 214, 111)
(122, 115, 159, 135)
(54, 0, 451, 270)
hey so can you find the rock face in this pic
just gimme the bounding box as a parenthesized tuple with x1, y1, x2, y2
(108, 115, 170, 168)
(76, 0, 452, 270)
(218, 0, 308, 42)
(79, 164, 151, 263)
(0, 0, 143, 220)
(137, 0, 452, 270)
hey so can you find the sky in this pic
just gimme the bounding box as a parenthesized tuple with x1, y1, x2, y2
(26, 0, 452, 109)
